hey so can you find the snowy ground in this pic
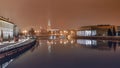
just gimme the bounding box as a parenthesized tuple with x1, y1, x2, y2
(0, 37, 34, 53)
(0, 38, 30, 49)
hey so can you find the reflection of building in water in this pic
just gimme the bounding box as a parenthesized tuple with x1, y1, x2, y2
(77, 25, 117, 36)
(0, 59, 13, 68)
(0, 41, 35, 68)
(77, 39, 97, 46)
(46, 39, 76, 53)
(76, 39, 119, 51)
(48, 45, 51, 54)
(59, 39, 69, 44)
(45, 39, 120, 52)
(48, 39, 76, 45)
(47, 40, 52, 53)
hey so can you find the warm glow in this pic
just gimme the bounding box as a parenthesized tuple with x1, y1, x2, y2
(22, 30, 28, 34)
(63, 30, 68, 34)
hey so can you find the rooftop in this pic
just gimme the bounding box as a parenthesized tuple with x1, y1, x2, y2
(0, 16, 14, 24)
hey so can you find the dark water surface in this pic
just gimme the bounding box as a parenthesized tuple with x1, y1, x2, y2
(2, 39, 120, 68)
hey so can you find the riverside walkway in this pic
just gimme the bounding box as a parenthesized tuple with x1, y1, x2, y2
(0, 38, 36, 53)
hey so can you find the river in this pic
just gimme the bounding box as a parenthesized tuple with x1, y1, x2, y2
(1, 39, 120, 68)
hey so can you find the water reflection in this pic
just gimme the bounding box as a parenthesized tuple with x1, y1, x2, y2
(77, 39, 97, 46)
(0, 42, 36, 68)
(0, 58, 14, 68)
(5, 39, 120, 68)
(77, 39, 120, 51)
(47, 41, 52, 53)
(46, 39, 76, 45)
(36, 39, 120, 54)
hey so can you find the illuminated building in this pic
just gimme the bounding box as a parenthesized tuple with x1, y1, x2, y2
(0, 16, 19, 39)
(116, 26, 120, 36)
(77, 25, 117, 36)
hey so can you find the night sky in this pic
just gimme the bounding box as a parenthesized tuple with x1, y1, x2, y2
(0, 0, 120, 30)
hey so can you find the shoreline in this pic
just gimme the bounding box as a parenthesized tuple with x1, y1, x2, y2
(0, 38, 36, 53)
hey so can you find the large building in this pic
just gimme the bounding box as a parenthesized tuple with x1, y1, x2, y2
(77, 25, 117, 36)
(116, 26, 120, 36)
(0, 16, 19, 40)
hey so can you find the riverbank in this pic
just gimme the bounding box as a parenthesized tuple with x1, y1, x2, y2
(0, 38, 36, 53)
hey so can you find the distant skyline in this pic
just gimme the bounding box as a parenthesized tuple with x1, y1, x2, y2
(0, 0, 120, 30)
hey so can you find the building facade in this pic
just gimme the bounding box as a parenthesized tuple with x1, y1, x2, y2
(0, 16, 19, 40)
(116, 26, 120, 36)
(77, 25, 117, 36)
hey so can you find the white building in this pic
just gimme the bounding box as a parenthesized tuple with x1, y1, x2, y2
(116, 26, 120, 36)
(77, 25, 116, 36)
(0, 16, 18, 40)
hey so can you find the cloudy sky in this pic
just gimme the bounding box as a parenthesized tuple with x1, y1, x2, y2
(0, 0, 120, 30)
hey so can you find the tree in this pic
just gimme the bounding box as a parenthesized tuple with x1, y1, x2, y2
(107, 29, 113, 36)
(112, 27, 116, 36)
(29, 28, 35, 37)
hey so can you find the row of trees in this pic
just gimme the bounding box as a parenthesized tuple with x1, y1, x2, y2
(107, 27, 116, 36)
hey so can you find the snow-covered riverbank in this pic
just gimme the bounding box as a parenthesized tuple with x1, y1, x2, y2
(0, 38, 36, 53)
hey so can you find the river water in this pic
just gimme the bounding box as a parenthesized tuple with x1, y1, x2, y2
(1, 39, 120, 68)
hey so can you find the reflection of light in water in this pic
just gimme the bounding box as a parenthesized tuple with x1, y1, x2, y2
(67, 35, 71, 39)
(48, 45, 51, 54)
(70, 40, 75, 44)
(64, 41, 67, 44)
(47, 40, 52, 53)
(51, 40, 54, 44)
(60, 39, 63, 44)
(39, 40, 42, 46)
(47, 39, 75, 45)
(54, 42, 57, 44)
(1, 59, 13, 68)
(63, 40, 69, 44)
(77, 39, 97, 46)
(59, 39, 75, 44)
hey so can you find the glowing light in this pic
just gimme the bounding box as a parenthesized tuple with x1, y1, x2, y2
(22, 30, 28, 35)
(70, 31, 74, 34)
(64, 30, 68, 34)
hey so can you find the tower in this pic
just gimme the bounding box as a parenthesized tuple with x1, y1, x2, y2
(47, 19, 51, 32)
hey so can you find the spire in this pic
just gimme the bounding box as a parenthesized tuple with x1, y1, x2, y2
(47, 19, 51, 32)
(48, 19, 51, 26)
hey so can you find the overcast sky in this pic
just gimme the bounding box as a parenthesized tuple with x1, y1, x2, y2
(0, 0, 120, 30)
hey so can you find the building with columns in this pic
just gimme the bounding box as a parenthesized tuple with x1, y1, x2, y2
(77, 25, 117, 36)
(0, 16, 19, 40)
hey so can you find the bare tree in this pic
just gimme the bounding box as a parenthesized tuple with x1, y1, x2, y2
(29, 28, 35, 37)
